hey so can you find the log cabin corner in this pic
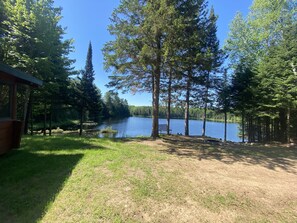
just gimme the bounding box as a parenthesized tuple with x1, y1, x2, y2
(0, 63, 42, 155)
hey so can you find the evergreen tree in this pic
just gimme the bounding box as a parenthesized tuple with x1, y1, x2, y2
(230, 62, 257, 142)
(257, 22, 297, 142)
(225, 0, 297, 143)
(78, 42, 102, 135)
(201, 6, 224, 137)
(216, 69, 231, 142)
(104, 0, 180, 138)
(177, 0, 208, 136)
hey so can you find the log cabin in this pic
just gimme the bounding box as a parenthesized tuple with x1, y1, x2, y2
(0, 63, 42, 155)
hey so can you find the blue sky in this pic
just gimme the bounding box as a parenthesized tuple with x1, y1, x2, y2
(54, 0, 253, 106)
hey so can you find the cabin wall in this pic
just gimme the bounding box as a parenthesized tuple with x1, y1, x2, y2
(0, 120, 23, 155)
(0, 120, 13, 154)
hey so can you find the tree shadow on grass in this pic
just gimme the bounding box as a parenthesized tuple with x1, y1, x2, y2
(0, 150, 83, 223)
(21, 135, 108, 152)
(0, 135, 108, 223)
(158, 136, 297, 174)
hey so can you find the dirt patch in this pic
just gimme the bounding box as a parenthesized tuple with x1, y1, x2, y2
(118, 135, 297, 222)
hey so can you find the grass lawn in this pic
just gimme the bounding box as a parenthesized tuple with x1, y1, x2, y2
(0, 135, 296, 223)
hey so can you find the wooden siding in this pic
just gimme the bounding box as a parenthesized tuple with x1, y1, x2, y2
(0, 120, 13, 155)
(0, 120, 23, 155)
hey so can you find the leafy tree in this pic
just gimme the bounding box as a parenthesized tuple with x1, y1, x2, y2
(0, 0, 75, 135)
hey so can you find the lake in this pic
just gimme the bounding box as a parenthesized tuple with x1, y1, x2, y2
(97, 117, 241, 142)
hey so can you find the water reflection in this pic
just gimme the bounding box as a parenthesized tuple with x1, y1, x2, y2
(99, 132, 117, 138)
(96, 117, 240, 142)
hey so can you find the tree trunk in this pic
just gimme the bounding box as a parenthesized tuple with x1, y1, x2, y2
(265, 117, 270, 142)
(184, 73, 191, 136)
(202, 102, 207, 136)
(49, 105, 52, 136)
(79, 108, 83, 136)
(287, 107, 290, 143)
(43, 101, 47, 136)
(247, 116, 250, 142)
(23, 89, 32, 135)
(241, 111, 245, 143)
(224, 111, 227, 142)
(202, 72, 209, 137)
(279, 109, 286, 142)
(30, 103, 33, 136)
(151, 35, 161, 139)
(166, 69, 172, 135)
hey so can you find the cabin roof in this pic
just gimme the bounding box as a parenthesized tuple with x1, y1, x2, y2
(0, 62, 43, 87)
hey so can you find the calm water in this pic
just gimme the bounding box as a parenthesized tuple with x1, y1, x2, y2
(97, 117, 241, 142)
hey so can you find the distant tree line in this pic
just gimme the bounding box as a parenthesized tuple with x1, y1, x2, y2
(129, 106, 239, 123)
(0, 0, 129, 135)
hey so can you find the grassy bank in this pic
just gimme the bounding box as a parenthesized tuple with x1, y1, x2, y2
(0, 135, 296, 222)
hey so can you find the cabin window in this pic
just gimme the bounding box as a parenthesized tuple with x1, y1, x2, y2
(0, 82, 11, 119)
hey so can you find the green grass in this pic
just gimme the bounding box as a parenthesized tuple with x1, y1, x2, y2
(200, 192, 252, 212)
(0, 136, 169, 223)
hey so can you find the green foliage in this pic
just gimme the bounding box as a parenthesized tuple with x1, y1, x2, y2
(129, 105, 239, 122)
(257, 22, 297, 110)
(216, 70, 231, 113)
(80, 42, 103, 123)
(225, 0, 297, 143)
(0, 0, 75, 133)
(103, 91, 130, 118)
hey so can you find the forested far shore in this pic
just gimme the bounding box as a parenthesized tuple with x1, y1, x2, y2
(129, 106, 239, 123)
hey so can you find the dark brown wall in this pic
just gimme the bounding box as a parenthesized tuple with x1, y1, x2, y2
(0, 120, 13, 155)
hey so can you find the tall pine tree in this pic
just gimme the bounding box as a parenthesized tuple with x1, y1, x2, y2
(104, 0, 180, 138)
(78, 42, 102, 135)
(201, 6, 223, 137)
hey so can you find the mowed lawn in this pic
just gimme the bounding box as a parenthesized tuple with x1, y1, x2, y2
(0, 135, 297, 223)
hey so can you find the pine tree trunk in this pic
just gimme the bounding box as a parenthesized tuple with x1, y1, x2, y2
(184, 74, 191, 136)
(49, 105, 52, 136)
(265, 117, 270, 142)
(202, 72, 209, 137)
(241, 111, 245, 143)
(224, 111, 227, 142)
(256, 118, 259, 142)
(247, 117, 250, 142)
(279, 109, 286, 142)
(79, 108, 83, 136)
(30, 104, 33, 136)
(287, 108, 290, 143)
(166, 69, 172, 135)
(151, 35, 161, 139)
(43, 101, 47, 136)
(202, 102, 207, 137)
(23, 90, 32, 135)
